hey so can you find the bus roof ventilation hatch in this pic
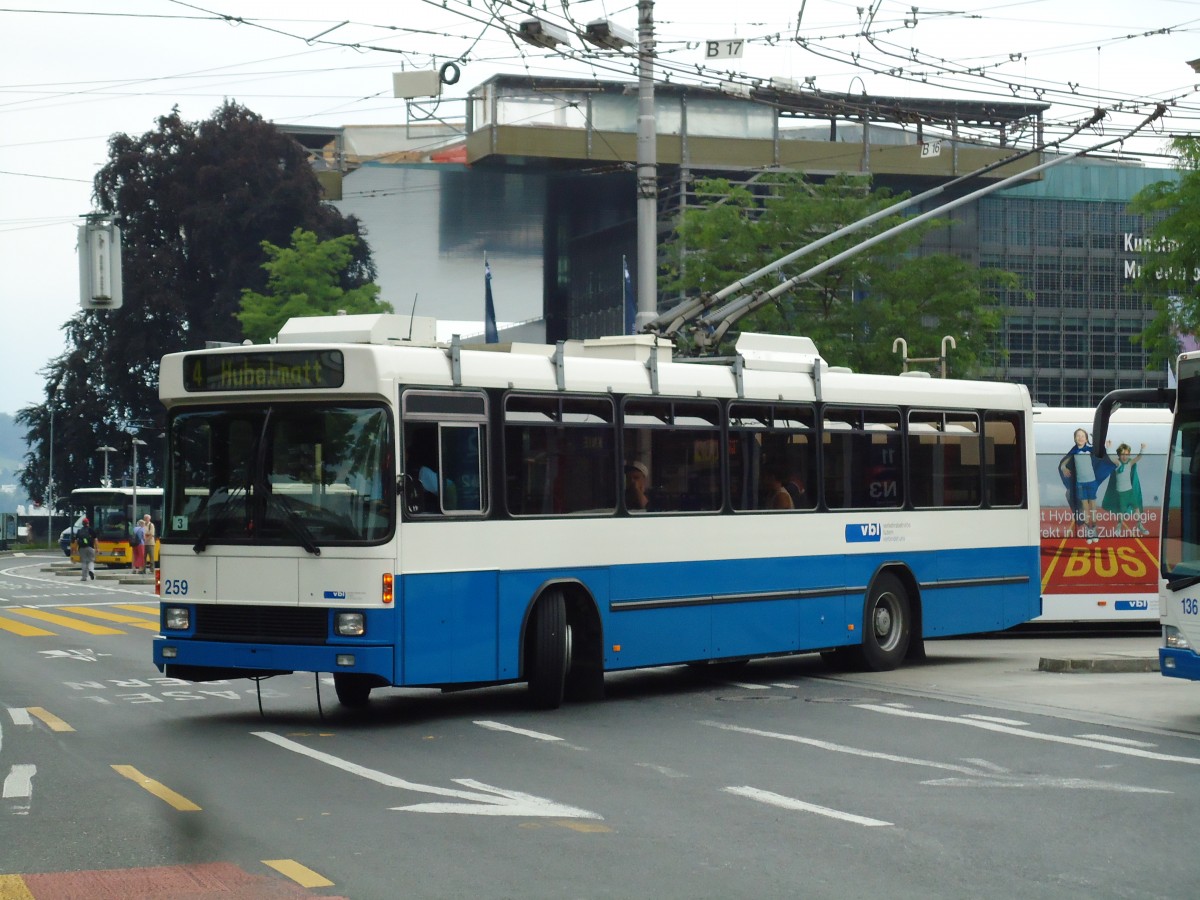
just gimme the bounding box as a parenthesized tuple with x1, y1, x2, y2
(735, 332, 827, 374)
(566, 334, 674, 365)
(276, 314, 439, 346)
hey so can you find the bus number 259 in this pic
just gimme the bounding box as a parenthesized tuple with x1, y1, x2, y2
(163, 579, 189, 596)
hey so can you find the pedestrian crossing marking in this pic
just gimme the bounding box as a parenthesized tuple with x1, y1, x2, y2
(0, 617, 55, 637)
(27, 707, 74, 732)
(57, 606, 160, 631)
(2, 608, 123, 636)
(114, 604, 159, 615)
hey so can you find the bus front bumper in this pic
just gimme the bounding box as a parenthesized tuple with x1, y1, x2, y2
(153, 636, 394, 684)
(1159, 647, 1200, 681)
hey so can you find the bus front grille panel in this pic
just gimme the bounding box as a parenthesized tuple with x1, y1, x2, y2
(193, 605, 329, 644)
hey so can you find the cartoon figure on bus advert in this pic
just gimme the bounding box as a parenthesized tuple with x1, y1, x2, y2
(1059, 428, 1115, 544)
(1103, 440, 1151, 536)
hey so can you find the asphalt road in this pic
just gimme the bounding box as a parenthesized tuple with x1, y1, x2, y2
(1, 550, 1197, 899)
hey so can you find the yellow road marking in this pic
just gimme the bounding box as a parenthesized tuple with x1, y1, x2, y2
(27, 707, 74, 732)
(261, 859, 334, 888)
(57, 606, 160, 630)
(0, 616, 55, 636)
(0, 874, 35, 900)
(115, 604, 160, 614)
(4, 608, 122, 635)
(112, 765, 201, 811)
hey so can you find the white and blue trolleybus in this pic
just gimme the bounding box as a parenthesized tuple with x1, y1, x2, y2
(153, 314, 1042, 708)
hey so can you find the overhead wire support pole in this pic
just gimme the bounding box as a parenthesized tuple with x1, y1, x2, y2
(647, 109, 1104, 337)
(634, 0, 658, 331)
(696, 104, 1166, 349)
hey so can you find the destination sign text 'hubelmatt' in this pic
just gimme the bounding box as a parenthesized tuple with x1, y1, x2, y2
(183, 350, 345, 392)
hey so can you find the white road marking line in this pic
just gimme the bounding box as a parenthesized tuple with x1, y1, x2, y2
(961, 758, 1009, 773)
(963, 713, 1029, 726)
(1075, 734, 1159, 748)
(921, 774, 1169, 793)
(474, 720, 563, 742)
(729, 682, 770, 690)
(770, 683, 799, 689)
(854, 704, 1200, 765)
(6, 708, 32, 726)
(724, 786, 891, 827)
(635, 762, 688, 778)
(3, 764, 36, 799)
(702, 721, 984, 776)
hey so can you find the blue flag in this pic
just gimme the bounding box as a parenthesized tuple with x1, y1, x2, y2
(484, 257, 499, 344)
(623, 255, 635, 335)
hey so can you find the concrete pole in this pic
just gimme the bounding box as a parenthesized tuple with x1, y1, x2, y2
(634, 0, 657, 331)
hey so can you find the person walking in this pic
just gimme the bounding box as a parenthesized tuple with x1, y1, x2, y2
(77, 517, 97, 581)
(141, 514, 157, 572)
(131, 517, 146, 574)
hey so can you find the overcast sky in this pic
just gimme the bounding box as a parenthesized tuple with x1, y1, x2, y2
(2, 0, 1199, 416)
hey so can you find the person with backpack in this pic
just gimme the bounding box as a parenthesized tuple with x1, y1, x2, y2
(77, 517, 97, 581)
(131, 517, 146, 574)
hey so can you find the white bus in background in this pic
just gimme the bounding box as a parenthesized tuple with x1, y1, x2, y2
(150, 314, 1043, 709)
(1032, 407, 1170, 624)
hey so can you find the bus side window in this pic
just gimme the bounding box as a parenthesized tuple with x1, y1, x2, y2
(984, 412, 1024, 507)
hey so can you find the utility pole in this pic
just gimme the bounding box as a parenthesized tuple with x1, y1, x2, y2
(635, 0, 657, 331)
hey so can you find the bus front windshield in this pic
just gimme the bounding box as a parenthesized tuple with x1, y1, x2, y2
(165, 404, 394, 547)
(1165, 374, 1200, 581)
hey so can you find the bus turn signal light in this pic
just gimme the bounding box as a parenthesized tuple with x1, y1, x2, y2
(382, 572, 394, 605)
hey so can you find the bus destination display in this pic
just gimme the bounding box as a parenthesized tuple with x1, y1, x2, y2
(183, 350, 345, 392)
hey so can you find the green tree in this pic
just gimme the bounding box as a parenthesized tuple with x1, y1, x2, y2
(662, 172, 1012, 375)
(239, 228, 391, 343)
(18, 101, 376, 505)
(1128, 136, 1196, 368)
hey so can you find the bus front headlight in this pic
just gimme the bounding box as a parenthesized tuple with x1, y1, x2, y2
(164, 607, 190, 631)
(1164, 625, 1191, 650)
(335, 612, 365, 636)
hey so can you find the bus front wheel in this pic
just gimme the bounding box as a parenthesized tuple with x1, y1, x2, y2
(526, 590, 570, 710)
(333, 672, 373, 708)
(859, 572, 911, 671)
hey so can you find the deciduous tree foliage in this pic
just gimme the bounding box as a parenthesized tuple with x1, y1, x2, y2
(19, 101, 376, 506)
(662, 172, 1011, 375)
(1128, 136, 1199, 368)
(238, 228, 391, 344)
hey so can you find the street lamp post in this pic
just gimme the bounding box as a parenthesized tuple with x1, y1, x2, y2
(97, 445, 116, 488)
(128, 434, 145, 520)
(47, 406, 54, 550)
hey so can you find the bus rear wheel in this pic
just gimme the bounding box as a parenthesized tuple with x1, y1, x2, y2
(858, 572, 911, 671)
(527, 590, 570, 710)
(333, 673, 374, 708)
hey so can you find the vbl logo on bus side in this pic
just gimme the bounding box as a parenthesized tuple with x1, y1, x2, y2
(846, 523, 882, 543)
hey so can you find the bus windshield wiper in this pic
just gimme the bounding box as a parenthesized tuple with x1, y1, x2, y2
(192, 485, 247, 553)
(265, 494, 321, 556)
(1166, 573, 1200, 592)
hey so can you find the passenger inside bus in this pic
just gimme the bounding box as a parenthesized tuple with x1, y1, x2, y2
(624, 460, 650, 511)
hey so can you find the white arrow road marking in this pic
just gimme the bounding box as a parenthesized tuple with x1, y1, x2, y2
(254, 732, 601, 819)
(854, 703, 1200, 765)
(724, 786, 891, 827)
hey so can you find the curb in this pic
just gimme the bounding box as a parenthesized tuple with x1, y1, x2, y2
(1038, 656, 1160, 674)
